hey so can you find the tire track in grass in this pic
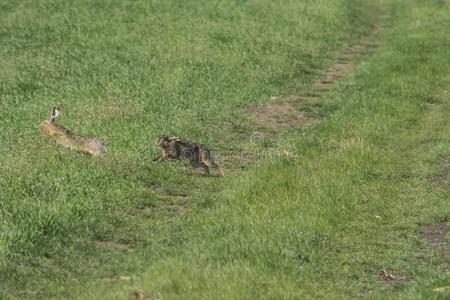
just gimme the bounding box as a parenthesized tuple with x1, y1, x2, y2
(420, 222, 450, 259)
(217, 20, 385, 173)
(246, 22, 384, 133)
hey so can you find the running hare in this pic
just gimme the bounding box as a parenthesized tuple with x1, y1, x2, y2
(39, 106, 107, 156)
(153, 135, 223, 176)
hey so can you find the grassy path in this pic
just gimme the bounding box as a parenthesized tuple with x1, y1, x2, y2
(1, 0, 450, 299)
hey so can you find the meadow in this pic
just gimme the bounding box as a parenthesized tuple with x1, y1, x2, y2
(0, 0, 449, 299)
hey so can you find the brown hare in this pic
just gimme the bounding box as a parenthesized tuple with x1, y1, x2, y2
(39, 106, 107, 156)
(153, 135, 223, 176)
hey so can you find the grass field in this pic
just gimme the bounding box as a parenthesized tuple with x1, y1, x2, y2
(1, 0, 450, 299)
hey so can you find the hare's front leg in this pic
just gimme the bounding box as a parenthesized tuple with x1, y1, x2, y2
(153, 151, 168, 161)
(153, 154, 168, 161)
(153, 147, 174, 161)
(192, 162, 210, 175)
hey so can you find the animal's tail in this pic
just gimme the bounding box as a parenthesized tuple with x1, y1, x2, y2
(89, 139, 108, 153)
(80, 139, 108, 156)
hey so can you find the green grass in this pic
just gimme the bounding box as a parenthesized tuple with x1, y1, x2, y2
(1, 0, 450, 299)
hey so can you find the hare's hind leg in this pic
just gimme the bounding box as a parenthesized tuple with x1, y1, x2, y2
(192, 162, 210, 175)
(202, 159, 224, 176)
(205, 152, 224, 177)
(210, 161, 224, 177)
(201, 150, 224, 177)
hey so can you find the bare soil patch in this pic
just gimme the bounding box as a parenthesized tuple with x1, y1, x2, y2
(218, 154, 253, 163)
(95, 240, 135, 251)
(159, 204, 189, 215)
(103, 275, 131, 283)
(130, 290, 152, 300)
(148, 186, 192, 200)
(245, 104, 309, 128)
(134, 203, 189, 216)
(420, 222, 450, 258)
(431, 156, 450, 190)
(137, 207, 154, 214)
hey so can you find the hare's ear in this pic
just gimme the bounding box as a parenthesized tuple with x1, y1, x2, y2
(50, 106, 60, 123)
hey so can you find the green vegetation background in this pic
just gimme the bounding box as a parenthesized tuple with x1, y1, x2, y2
(0, 0, 449, 299)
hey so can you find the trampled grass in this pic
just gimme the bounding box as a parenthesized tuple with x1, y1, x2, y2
(1, 0, 450, 299)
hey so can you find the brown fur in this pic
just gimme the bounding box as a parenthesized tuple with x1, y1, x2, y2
(153, 135, 223, 176)
(39, 107, 107, 156)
